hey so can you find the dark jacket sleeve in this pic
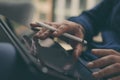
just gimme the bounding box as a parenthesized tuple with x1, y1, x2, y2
(68, 0, 117, 41)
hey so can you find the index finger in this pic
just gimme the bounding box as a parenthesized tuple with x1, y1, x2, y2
(92, 49, 120, 57)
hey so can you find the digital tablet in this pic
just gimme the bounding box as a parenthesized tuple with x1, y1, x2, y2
(0, 15, 104, 80)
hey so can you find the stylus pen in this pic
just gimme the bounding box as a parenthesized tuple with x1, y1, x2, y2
(36, 22, 87, 45)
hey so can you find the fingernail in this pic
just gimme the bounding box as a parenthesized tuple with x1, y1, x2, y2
(53, 31, 58, 36)
(87, 62, 94, 68)
(92, 49, 97, 53)
(93, 72, 99, 78)
(54, 31, 57, 34)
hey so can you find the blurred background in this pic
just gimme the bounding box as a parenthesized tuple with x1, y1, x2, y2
(0, 0, 101, 26)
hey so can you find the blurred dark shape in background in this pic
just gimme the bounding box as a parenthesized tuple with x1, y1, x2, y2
(0, 2, 35, 26)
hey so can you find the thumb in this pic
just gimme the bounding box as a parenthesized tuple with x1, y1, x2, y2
(73, 43, 83, 61)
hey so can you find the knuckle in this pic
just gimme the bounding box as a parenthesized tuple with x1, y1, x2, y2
(108, 55, 120, 63)
(108, 55, 116, 60)
(109, 49, 116, 53)
(92, 60, 101, 66)
(113, 63, 120, 69)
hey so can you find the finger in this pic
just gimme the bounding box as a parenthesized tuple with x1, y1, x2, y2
(39, 30, 52, 40)
(34, 28, 47, 39)
(32, 22, 61, 39)
(72, 27, 84, 60)
(73, 43, 83, 60)
(87, 55, 120, 68)
(92, 49, 120, 57)
(92, 63, 120, 79)
(30, 23, 41, 31)
(30, 23, 41, 27)
(53, 24, 69, 37)
(38, 22, 60, 39)
(108, 75, 120, 80)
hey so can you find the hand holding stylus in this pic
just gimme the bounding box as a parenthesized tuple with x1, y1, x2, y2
(30, 20, 86, 60)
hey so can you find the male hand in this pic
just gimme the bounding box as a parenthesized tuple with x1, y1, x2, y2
(87, 49, 120, 80)
(30, 20, 85, 59)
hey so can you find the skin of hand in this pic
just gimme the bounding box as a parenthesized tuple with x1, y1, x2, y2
(30, 20, 85, 59)
(87, 49, 120, 80)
